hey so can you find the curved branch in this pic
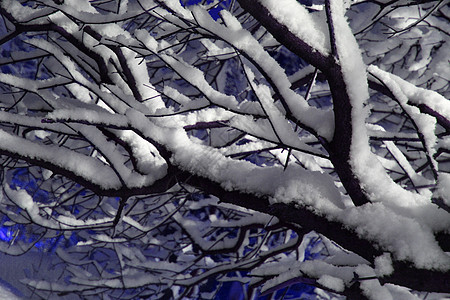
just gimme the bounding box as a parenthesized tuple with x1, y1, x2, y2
(236, 0, 370, 207)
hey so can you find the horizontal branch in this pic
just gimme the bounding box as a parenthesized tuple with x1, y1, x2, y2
(179, 167, 450, 293)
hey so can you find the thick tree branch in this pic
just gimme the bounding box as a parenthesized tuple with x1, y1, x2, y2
(237, 0, 370, 207)
(180, 167, 449, 293)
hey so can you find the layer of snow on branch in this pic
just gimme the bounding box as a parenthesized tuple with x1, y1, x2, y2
(356, 265, 393, 300)
(4, 186, 114, 230)
(78, 126, 166, 188)
(258, 0, 330, 55)
(437, 173, 450, 206)
(342, 203, 449, 270)
(374, 253, 393, 276)
(63, 0, 97, 13)
(368, 65, 437, 160)
(317, 274, 345, 292)
(330, 1, 433, 208)
(118, 130, 168, 176)
(0, 129, 121, 189)
(391, 73, 450, 121)
(160, 0, 193, 19)
(126, 109, 344, 210)
(241, 65, 325, 153)
(1, 0, 49, 23)
(254, 259, 355, 294)
(47, 108, 129, 127)
(121, 48, 166, 113)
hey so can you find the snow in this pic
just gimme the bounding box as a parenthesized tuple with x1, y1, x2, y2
(48, 11, 82, 39)
(124, 83, 450, 271)
(368, 65, 438, 162)
(374, 253, 393, 276)
(26, 38, 90, 87)
(0, 129, 122, 189)
(0, 73, 38, 91)
(124, 108, 345, 211)
(78, 126, 167, 188)
(436, 173, 450, 206)
(371, 63, 450, 122)
(135, 6, 334, 140)
(0, 0, 49, 23)
(46, 104, 169, 188)
(159, 0, 193, 20)
(47, 108, 129, 127)
(220, 10, 243, 31)
(0, 285, 20, 299)
(317, 274, 345, 292)
(287, 0, 450, 272)
(257, 0, 330, 55)
(229, 114, 324, 156)
(200, 39, 235, 60)
(254, 259, 356, 294)
(385, 285, 421, 300)
(122, 48, 165, 113)
(288, 65, 316, 85)
(273, 168, 345, 211)
(136, 29, 243, 112)
(243, 65, 324, 153)
(163, 86, 202, 106)
(64, 83, 95, 104)
(342, 203, 450, 271)
(63, 0, 97, 14)
(173, 210, 239, 251)
(328, 0, 371, 162)
(4, 185, 114, 230)
(356, 265, 393, 300)
(117, 130, 167, 176)
(0, 111, 75, 135)
(384, 140, 433, 190)
(219, 139, 274, 157)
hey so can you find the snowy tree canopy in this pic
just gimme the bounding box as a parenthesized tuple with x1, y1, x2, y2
(0, 0, 449, 299)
